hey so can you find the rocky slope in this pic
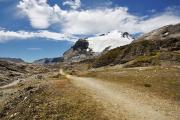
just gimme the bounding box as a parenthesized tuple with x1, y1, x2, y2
(0, 60, 27, 86)
(93, 23, 180, 67)
(134, 23, 180, 43)
(0, 60, 49, 87)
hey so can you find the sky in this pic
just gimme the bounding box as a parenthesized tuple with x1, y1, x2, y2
(0, 0, 180, 62)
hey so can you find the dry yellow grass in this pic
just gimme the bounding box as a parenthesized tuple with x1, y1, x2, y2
(80, 66, 180, 101)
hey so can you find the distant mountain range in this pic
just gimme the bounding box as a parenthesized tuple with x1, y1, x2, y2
(0, 57, 24, 63)
(1, 23, 179, 66)
(33, 57, 63, 64)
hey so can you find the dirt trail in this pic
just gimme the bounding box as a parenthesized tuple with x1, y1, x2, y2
(64, 72, 180, 120)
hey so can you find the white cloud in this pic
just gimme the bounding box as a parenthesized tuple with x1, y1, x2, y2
(17, 0, 62, 29)
(63, 0, 81, 9)
(61, 8, 180, 35)
(27, 47, 42, 50)
(138, 13, 180, 33)
(61, 7, 139, 34)
(0, 30, 77, 43)
(17, 0, 180, 36)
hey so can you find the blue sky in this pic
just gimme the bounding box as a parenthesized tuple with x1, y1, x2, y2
(0, 0, 180, 62)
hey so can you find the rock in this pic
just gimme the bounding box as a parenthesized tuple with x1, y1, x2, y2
(10, 112, 18, 118)
(144, 83, 152, 87)
(0, 91, 3, 97)
(36, 75, 43, 80)
(24, 86, 34, 92)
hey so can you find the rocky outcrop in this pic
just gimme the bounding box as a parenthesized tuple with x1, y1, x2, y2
(63, 39, 94, 63)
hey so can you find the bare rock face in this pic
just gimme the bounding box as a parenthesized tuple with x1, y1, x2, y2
(63, 39, 94, 63)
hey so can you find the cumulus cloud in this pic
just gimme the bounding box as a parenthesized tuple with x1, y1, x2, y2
(17, 0, 180, 36)
(17, 0, 62, 29)
(62, 8, 180, 34)
(63, 0, 81, 9)
(0, 30, 77, 43)
(137, 13, 180, 33)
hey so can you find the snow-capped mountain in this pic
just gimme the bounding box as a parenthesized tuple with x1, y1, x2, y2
(63, 30, 134, 62)
(87, 30, 134, 52)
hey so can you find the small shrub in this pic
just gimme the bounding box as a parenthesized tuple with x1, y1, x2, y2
(144, 83, 152, 87)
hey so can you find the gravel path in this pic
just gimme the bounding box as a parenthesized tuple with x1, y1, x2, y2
(66, 74, 180, 120)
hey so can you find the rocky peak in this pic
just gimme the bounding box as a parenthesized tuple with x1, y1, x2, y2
(72, 39, 89, 51)
(122, 32, 131, 38)
(63, 39, 94, 63)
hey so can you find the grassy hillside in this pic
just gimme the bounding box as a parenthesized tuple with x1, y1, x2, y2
(93, 38, 180, 68)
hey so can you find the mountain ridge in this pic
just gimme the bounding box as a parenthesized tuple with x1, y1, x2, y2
(93, 23, 180, 68)
(0, 57, 25, 63)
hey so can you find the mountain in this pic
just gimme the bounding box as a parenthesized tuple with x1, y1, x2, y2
(93, 23, 180, 68)
(63, 31, 134, 62)
(33, 57, 63, 64)
(87, 30, 134, 52)
(0, 57, 25, 63)
(134, 23, 180, 43)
